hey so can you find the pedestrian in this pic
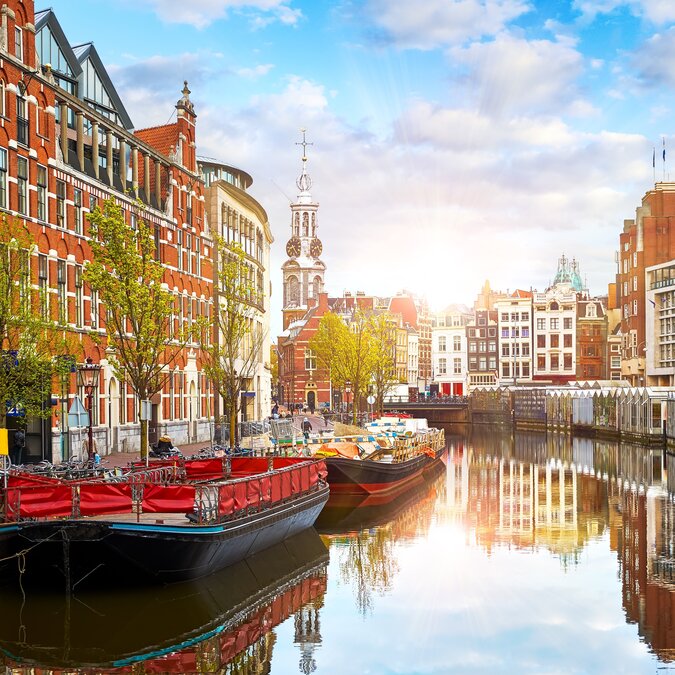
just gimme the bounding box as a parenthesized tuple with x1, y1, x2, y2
(10, 429, 25, 466)
(302, 416, 313, 442)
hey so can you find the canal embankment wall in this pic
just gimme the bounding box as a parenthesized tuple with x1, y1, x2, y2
(469, 386, 675, 447)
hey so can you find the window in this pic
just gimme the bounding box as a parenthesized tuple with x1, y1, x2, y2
(176, 229, 182, 271)
(522, 312, 529, 322)
(0, 148, 6, 208)
(564, 334, 572, 348)
(89, 194, 98, 211)
(438, 335, 446, 352)
(17, 156, 27, 215)
(564, 317, 572, 330)
(479, 357, 486, 370)
(522, 327, 529, 338)
(468, 328, 475, 337)
(501, 327, 509, 338)
(75, 266, 83, 327)
(479, 342, 486, 352)
(488, 357, 496, 370)
(623, 281, 628, 297)
(454, 358, 461, 374)
(537, 335, 546, 348)
(502, 344, 510, 356)
(550, 334, 559, 348)
(633, 276, 638, 292)
(57, 260, 67, 324)
(478, 317, 486, 326)
(73, 188, 82, 234)
(522, 343, 530, 356)
(37, 165, 47, 221)
(633, 299, 638, 315)
(305, 348, 316, 371)
(611, 355, 620, 369)
(90, 289, 99, 328)
(501, 313, 508, 322)
(522, 363, 530, 377)
(550, 354, 559, 371)
(438, 358, 447, 374)
(511, 313, 518, 322)
(564, 353, 572, 370)
(550, 318, 559, 330)
(537, 355, 545, 370)
(469, 342, 477, 352)
(502, 363, 509, 377)
(633, 252, 637, 267)
(453, 336, 461, 351)
(469, 357, 477, 369)
(56, 180, 66, 227)
(511, 327, 519, 338)
(14, 27, 22, 61)
(38, 254, 48, 319)
(623, 259, 628, 274)
(488, 341, 496, 352)
(16, 94, 27, 145)
(537, 318, 545, 330)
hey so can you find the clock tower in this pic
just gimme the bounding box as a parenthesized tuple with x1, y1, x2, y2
(282, 129, 326, 330)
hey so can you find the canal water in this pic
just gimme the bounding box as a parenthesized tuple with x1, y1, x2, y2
(1, 426, 675, 673)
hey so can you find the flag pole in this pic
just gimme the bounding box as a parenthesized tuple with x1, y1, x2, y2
(663, 137, 666, 182)
(653, 146, 656, 184)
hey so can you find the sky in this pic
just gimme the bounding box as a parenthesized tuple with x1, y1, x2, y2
(45, 0, 675, 334)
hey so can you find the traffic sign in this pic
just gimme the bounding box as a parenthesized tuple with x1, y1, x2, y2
(367, 395, 375, 405)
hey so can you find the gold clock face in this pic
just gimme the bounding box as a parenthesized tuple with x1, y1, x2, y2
(310, 238, 323, 257)
(286, 237, 301, 257)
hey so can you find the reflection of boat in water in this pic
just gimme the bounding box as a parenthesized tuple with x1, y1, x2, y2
(0, 528, 328, 672)
(315, 458, 446, 533)
(2, 456, 328, 586)
(317, 417, 445, 496)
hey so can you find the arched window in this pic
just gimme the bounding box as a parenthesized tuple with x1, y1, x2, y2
(549, 301, 559, 311)
(294, 212, 299, 236)
(286, 275, 299, 305)
(312, 275, 321, 299)
(302, 212, 309, 236)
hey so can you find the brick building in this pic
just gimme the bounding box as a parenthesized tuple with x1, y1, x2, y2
(0, 1, 229, 459)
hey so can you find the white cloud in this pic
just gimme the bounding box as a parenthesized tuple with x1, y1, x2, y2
(362, 0, 531, 49)
(137, 0, 302, 29)
(234, 64, 275, 78)
(573, 0, 675, 24)
(450, 33, 585, 117)
(632, 27, 675, 87)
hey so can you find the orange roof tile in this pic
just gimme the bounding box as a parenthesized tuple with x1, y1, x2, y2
(135, 123, 178, 158)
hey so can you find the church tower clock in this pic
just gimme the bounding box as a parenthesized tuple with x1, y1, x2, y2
(282, 129, 326, 330)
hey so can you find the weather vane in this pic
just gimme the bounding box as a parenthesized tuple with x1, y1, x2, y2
(296, 128, 313, 163)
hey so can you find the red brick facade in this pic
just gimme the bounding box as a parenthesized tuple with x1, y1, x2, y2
(1, 1, 213, 459)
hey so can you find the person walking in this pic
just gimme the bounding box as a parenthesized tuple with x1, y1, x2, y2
(10, 429, 25, 466)
(302, 417, 313, 442)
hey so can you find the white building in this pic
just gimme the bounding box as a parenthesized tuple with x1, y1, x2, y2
(431, 305, 472, 396)
(495, 292, 533, 385)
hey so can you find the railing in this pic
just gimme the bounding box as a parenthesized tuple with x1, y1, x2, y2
(2, 457, 327, 524)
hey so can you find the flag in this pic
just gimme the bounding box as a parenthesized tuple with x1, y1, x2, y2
(653, 147, 656, 168)
(663, 137, 666, 162)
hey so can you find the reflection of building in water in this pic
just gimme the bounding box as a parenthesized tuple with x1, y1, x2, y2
(294, 597, 323, 674)
(459, 447, 607, 560)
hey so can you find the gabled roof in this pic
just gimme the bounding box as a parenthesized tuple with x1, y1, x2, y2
(34, 9, 83, 80)
(511, 289, 533, 298)
(72, 42, 133, 130)
(135, 123, 179, 158)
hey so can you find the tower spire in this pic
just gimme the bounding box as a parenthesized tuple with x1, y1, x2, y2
(295, 128, 313, 192)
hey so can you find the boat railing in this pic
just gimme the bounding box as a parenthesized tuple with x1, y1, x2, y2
(2, 458, 328, 525)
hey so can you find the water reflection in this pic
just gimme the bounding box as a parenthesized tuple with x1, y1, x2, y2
(444, 427, 675, 663)
(320, 461, 446, 616)
(0, 528, 328, 673)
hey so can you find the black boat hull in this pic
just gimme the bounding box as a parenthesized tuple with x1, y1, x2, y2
(14, 485, 329, 587)
(325, 448, 444, 495)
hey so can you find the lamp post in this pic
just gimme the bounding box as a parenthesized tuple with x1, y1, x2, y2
(78, 356, 101, 462)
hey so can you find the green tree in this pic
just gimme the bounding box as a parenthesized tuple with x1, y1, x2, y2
(310, 310, 373, 424)
(202, 237, 265, 446)
(366, 312, 399, 414)
(85, 198, 187, 459)
(0, 216, 76, 431)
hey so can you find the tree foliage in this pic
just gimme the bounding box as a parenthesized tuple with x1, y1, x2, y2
(309, 310, 399, 421)
(201, 237, 265, 445)
(0, 215, 76, 429)
(85, 198, 187, 457)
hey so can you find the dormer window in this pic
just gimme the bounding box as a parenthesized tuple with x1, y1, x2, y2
(14, 27, 23, 62)
(586, 303, 597, 318)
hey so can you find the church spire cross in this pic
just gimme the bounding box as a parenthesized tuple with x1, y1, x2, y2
(295, 128, 313, 192)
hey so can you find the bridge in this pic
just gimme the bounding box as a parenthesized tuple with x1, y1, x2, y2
(383, 398, 469, 425)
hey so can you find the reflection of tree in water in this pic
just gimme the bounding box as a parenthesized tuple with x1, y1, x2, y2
(337, 526, 400, 615)
(334, 475, 444, 615)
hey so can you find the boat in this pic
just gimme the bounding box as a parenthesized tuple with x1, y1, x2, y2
(0, 455, 329, 588)
(0, 528, 328, 672)
(316, 457, 446, 533)
(313, 416, 445, 496)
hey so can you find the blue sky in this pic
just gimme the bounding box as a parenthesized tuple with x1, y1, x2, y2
(45, 0, 675, 327)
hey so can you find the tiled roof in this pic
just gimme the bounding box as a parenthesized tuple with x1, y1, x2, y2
(135, 123, 178, 158)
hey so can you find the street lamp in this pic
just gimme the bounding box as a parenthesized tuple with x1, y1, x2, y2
(78, 356, 101, 462)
